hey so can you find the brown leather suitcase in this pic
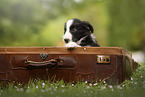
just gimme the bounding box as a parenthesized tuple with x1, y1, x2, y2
(0, 47, 138, 85)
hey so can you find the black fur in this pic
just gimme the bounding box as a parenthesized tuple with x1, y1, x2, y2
(63, 18, 100, 48)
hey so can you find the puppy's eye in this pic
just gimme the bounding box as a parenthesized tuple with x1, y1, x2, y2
(72, 28, 77, 32)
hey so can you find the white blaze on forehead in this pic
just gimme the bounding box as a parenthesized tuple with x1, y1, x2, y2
(63, 19, 74, 41)
(66, 19, 74, 31)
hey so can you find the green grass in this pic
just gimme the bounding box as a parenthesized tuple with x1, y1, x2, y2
(0, 63, 145, 97)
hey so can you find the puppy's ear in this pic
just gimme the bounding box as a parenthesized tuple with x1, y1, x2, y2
(83, 21, 94, 33)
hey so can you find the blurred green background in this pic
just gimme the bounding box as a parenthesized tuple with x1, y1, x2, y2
(0, 0, 144, 51)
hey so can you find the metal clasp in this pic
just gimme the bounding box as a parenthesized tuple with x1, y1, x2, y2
(97, 55, 110, 64)
(40, 53, 48, 60)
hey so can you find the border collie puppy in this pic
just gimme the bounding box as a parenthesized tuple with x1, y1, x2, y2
(63, 18, 100, 49)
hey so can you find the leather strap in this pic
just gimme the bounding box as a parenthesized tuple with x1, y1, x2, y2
(25, 59, 57, 69)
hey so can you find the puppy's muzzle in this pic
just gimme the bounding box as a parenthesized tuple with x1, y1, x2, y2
(64, 39, 70, 43)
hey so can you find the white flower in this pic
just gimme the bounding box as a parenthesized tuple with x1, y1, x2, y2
(17, 88, 23, 92)
(36, 85, 38, 88)
(103, 81, 106, 83)
(20, 88, 24, 92)
(85, 81, 88, 83)
(89, 83, 92, 87)
(61, 85, 65, 88)
(87, 86, 90, 89)
(42, 83, 45, 86)
(72, 84, 74, 86)
(93, 83, 98, 86)
(101, 86, 106, 90)
(108, 85, 113, 88)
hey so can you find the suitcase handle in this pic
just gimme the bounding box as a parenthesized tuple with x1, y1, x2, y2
(11, 56, 77, 70)
(25, 59, 57, 69)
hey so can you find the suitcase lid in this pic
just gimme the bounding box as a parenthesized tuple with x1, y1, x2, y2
(0, 47, 132, 57)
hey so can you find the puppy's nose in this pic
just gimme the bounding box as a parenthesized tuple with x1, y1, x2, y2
(64, 39, 70, 43)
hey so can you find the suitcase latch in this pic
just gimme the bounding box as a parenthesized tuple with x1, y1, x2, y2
(97, 55, 110, 64)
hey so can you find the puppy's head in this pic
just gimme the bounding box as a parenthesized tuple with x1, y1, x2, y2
(63, 18, 94, 44)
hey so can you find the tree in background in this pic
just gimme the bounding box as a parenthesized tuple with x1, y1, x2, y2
(107, 0, 145, 50)
(0, 0, 48, 46)
(0, 0, 144, 51)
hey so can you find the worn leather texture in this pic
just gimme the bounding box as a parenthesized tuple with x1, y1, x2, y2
(0, 47, 138, 85)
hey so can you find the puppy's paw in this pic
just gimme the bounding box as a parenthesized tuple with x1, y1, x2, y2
(65, 42, 80, 50)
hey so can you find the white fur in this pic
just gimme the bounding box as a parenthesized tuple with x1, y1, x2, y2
(63, 19, 79, 49)
(90, 34, 97, 43)
(65, 42, 81, 49)
(63, 19, 97, 49)
(77, 35, 88, 44)
(63, 19, 74, 41)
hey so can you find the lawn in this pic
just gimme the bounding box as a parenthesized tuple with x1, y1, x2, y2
(0, 62, 145, 97)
